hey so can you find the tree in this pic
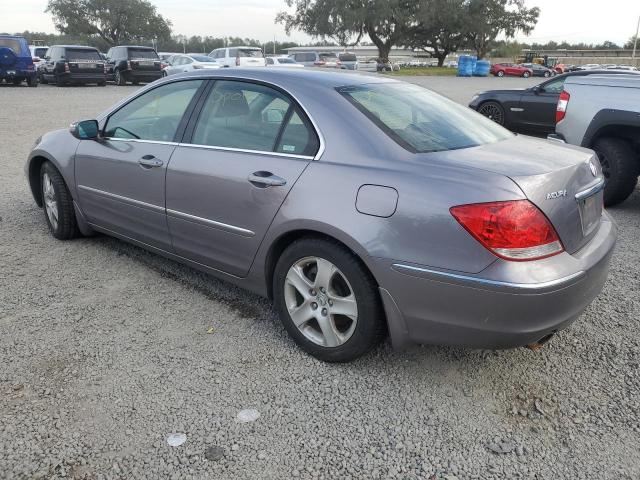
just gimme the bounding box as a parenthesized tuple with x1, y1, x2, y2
(277, 0, 417, 61)
(625, 36, 638, 50)
(405, 0, 467, 67)
(465, 0, 539, 59)
(46, 0, 172, 47)
(595, 40, 621, 50)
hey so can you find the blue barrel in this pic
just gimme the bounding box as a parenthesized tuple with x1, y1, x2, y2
(457, 55, 476, 77)
(473, 60, 490, 76)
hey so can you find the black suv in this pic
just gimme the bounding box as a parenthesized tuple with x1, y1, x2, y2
(106, 46, 162, 86)
(38, 45, 106, 86)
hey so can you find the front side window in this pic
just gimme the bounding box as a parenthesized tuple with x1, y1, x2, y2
(192, 80, 318, 156)
(338, 83, 513, 153)
(105, 80, 203, 142)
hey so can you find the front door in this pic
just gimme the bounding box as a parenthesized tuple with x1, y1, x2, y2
(517, 77, 565, 133)
(166, 79, 320, 276)
(75, 79, 205, 250)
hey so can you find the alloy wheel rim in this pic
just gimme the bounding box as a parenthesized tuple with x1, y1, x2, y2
(479, 103, 503, 124)
(284, 256, 358, 348)
(42, 173, 59, 230)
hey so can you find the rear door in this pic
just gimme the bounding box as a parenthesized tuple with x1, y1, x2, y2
(75, 79, 205, 249)
(166, 79, 320, 276)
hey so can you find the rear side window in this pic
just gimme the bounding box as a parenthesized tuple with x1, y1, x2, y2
(128, 49, 158, 60)
(67, 49, 101, 61)
(338, 83, 512, 153)
(105, 80, 203, 142)
(0, 38, 21, 53)
(191, 80, 318, 156)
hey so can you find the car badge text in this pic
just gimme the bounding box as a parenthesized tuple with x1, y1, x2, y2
(546, 190, 567, 200)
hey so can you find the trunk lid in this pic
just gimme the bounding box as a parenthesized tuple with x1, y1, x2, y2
(423, 136, 604, 254)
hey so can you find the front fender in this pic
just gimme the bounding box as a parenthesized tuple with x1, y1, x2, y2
(26, 129, 81, 206)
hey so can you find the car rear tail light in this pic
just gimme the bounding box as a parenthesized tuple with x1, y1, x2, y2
(127, 60, 132, 69)
(64, 62, 70, 73)
(236, 56, 240, 66)
(450, 200, 564, 261)
(161, 62, 168, 69)
(556, 90, 570, 123)
(314, 61, 326, 66)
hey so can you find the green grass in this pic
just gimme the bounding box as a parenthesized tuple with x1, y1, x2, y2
(386, 67, 458, 76)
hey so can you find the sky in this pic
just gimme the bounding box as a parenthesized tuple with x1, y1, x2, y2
(0, 0, 638, 46)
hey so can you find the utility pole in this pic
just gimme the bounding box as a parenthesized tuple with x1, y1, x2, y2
(634, 15, 640, 60)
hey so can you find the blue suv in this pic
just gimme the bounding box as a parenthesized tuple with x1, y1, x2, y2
(0, 35, 37, 87)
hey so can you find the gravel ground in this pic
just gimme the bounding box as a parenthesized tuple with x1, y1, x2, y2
(1, 77, 639, 480)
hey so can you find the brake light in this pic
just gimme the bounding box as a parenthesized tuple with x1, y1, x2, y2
(450, 200, 564, 261)
(64, 62, 70, 73)
(556, 90, 570, 123)
(161, 62, 168, 69)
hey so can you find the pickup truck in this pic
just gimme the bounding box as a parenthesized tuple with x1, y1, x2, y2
(552, 74, 640, 206)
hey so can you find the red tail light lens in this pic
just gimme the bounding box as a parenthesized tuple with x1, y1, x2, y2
(64, 62, 70, 73)
(450, 200, 564, 261)
(556, 90, 570, 123)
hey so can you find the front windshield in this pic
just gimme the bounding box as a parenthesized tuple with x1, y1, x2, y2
(338, 83, 513, 153)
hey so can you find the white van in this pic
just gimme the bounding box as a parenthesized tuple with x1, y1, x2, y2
(208, 46, 266, 67)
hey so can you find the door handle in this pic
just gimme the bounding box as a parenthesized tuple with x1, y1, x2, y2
(247, 171, 287, 188)
(138, 155, 164, 168)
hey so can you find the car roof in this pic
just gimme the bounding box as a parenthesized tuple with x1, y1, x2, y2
(52, 45, 99, 49)
(168, 68, 394, 88)
(117, 45, 155, 49)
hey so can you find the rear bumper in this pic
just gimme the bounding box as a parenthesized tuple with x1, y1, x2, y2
(0, 68, 36, 78)
(59, 73, 106, 83)
(373, 213, 617, 349)
(126, 70, 163, 81)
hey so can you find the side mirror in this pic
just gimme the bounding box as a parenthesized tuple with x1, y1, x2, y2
(70, 120, 100, 140)
(532, 85, 542, 94)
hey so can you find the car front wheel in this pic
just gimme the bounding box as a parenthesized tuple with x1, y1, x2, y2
(114, 69, 126, 86)
(496, 70, 505, 77)
(273, 237, 386, 362)
(477, 101, 505, 126)
(40, 162, 79, 240)
(544, 71, 550, 77)
(523, 71, 530, 78)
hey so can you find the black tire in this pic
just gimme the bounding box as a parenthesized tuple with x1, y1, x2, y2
(273, 237, 386, 362)
(523, 71, 530, 78)
(544, 71, 550, 77)
(477, 101, 505, 126)
(593, 137, 639, 207)
(27, 76, 38, 87)
(496, 70, 505, 77)
(12, 78, 22, 85)
(114, 69, 126, 86)
(55, 74, 66, 87)
(132, 79, 140, 85)
(39, 73, 48, 84)
(98, 81, 106, 86)
(40, 162, 79, 240)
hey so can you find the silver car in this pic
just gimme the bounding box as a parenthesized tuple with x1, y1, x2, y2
(26, 69, 616, 362)
(162, 54, 220, 76)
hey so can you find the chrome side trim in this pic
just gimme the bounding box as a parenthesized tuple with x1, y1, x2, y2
(392, 263, 586, 291)
(103, 137, 179, 146)
(177, 142, 313, 160)
(166, 208, 255, 237)
(77, 185, 165, 213)
(575, 177, 605, 201)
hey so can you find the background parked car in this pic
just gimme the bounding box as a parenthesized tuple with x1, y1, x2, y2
(163, 54, 220, 76)
(338, 52, 358, 70)
(490, 63, 533, 77)
(0, 35, 37, 87)
(265, 56, 304, 68)
(289, 51, 341, 68)
(521, 62, 555, 77)
(607, 65, 638, 71)
(29, 45, 49, 71)
(106, 45, 162, 85)
(208, 46, 266, 67)
(469, 70, 640, 136)
(38, 45, 106, 86)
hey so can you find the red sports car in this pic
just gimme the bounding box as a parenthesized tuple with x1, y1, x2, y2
(490, 63, 533, 78)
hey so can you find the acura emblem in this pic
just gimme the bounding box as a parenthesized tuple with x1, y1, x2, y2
(589, 160, 597, 177)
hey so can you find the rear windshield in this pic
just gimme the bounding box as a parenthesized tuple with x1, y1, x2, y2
(338, 83, 513, 153)
(319, 53, 337, 61)
(0, 38, 21, 53)
(190, 55, 213, 62)
(277, 57, 295, 64)
(339, 53, 357, 62)
(238, 48, 263, 58)
(128, 49, 158, 60)
(34, 47, 48, 58)
(67, 49, 101, 61)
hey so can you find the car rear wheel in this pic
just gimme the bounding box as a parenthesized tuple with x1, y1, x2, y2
(477, 101, 505, 126)
(496, 70, 505, 77)
(273, 237, 385, 362)
(593, 137, 639, 206)
(114, 69, 126, 86)
(12, 78, 22, 85)
(55, 74, 66, 87)
(523, 71, 530, 78)
(544, 71, 551, 77)
(40, 162, 79, 240)
(27, 76, 37, 87)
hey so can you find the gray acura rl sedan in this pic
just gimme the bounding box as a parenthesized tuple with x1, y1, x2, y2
(26, 69, 616, 362)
